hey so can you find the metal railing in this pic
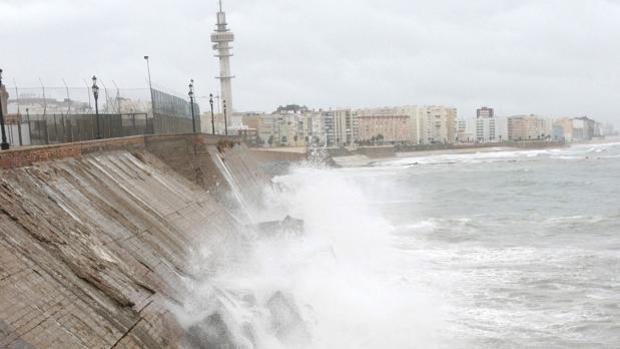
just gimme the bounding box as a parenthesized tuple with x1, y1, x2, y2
(3, 85, 201, 147)
(24, 112, 149, 145)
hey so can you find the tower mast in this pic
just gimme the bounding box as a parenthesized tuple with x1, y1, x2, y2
(211, 0, 235, 116)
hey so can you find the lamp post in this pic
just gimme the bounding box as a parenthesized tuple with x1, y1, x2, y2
(26, 108, 31, 144)
(209, 93, 215, 135)
(92, 75, 101, 139)
(0, 69, 9, 150)
(188, 79, 196, 133)
(223, 99, 228, 136)
(144, 56, 156, 134)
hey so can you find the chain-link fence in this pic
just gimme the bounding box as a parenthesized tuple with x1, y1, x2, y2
(2, 85, 200, 147)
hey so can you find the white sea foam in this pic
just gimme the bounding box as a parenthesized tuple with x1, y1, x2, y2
(177, 140, 620, 348)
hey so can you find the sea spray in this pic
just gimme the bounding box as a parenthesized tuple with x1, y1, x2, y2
(174, 156, 445, 348)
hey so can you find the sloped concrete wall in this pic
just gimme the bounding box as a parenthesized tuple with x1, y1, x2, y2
(0, 135, 276, 348)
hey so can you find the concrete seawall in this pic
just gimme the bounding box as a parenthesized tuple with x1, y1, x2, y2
(0, 134, 292, 348)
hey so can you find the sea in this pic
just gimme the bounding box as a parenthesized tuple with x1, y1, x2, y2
(185, 142, 620, 348)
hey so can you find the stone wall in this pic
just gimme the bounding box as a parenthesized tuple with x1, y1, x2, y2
(0, 134, 294, 348)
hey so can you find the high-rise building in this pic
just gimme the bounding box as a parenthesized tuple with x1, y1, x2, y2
(473, 115, 508, 143)
(571, 116, 596, 141)
(476, 117, 496, 143)
(419, 106, 457, 144)
(507, 115, 550, 141)
(211, 0, 235, 114)
(456, 118, 474, 143)
(316, 109, 354, 147)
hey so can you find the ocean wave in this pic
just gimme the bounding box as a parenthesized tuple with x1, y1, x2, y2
(375, 142, 620, 168)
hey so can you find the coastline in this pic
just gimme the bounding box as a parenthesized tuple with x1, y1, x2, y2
(328, 137, 620, 167)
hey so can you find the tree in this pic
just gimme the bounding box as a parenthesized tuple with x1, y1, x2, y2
(275, 104, 310, 114)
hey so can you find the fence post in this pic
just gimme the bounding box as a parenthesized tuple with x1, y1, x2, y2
(69, 115, 74, 142)
(7, 124, 13, 146)
(17, 118, 23, 146)
(25, 109, 31, 145)
(60, 114, 66, 143)
(132, 113, 136, 135)
(52, 114, 58, 143)
(44, 118, 50, 144)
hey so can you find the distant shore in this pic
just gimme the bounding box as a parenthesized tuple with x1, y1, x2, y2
(247, 136, 620, 167)
(331, 138, 620, 167)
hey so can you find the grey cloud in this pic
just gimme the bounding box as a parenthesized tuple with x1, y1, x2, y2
(1, 0, 619, 123)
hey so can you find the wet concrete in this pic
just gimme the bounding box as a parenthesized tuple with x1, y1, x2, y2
(0, 134, 275, 348)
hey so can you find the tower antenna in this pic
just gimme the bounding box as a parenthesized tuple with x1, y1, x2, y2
(211, 0, 235, 116)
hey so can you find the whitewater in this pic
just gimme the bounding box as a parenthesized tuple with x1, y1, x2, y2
(180, 142, 620, 348)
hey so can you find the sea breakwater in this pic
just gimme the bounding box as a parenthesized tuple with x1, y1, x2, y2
(0, 134, 298, 348)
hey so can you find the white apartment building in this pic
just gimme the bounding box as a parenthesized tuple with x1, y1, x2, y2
(417, 106, 457, 144)
(456, 118, 474, 143)
(474, 116, 508, 143)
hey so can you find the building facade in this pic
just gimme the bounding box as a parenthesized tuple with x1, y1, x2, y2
(419, 106, 457, 144)
(507, 115, 550, 141)
(356, 114, 409, 143)
(571, 116, 596, 141)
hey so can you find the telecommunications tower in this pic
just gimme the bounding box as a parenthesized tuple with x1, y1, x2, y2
(211, 0, 235, 114)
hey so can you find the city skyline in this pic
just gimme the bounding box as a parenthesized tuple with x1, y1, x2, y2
(2, 0, 620, 124)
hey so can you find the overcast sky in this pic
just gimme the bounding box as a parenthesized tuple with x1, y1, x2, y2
(1, 0, 619, 123)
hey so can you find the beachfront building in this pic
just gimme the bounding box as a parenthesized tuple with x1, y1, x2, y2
(507, 114, 551, 141)
(353, 105, 457, 145)
(332, 109, 354, 146)
(476, 117, 496, 143)
(474, 116, 509, 143)
(456, 118, 474, 143)
(473, 106, 508, 143)
(419, 106, 457, 144)
(319, 109, 354, 147)
(552, 117, 573, 142)
(356, 113, 410, 144)
(571, 116, 596, 141)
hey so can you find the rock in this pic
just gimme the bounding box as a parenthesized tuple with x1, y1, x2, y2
(255, 216, 304, 238)
(186, 313, 241, 349)
(266, 291, 310, 345)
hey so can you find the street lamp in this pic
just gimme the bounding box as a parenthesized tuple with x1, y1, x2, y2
(144, 56, 156, 119)
(188, 79, 196, 133)
(223, 99, 228, 136)
(209, 93, 215, 135)
(92, 75, 101, 139)
(0, 69, 9, 150)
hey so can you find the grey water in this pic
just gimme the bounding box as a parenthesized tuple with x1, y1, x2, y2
(355, 142, 620, 348)
(186, 142, 620, 349)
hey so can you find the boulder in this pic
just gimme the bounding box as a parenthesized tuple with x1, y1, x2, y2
(266, 291, 311, 345)
(255, 215, 304, 238)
